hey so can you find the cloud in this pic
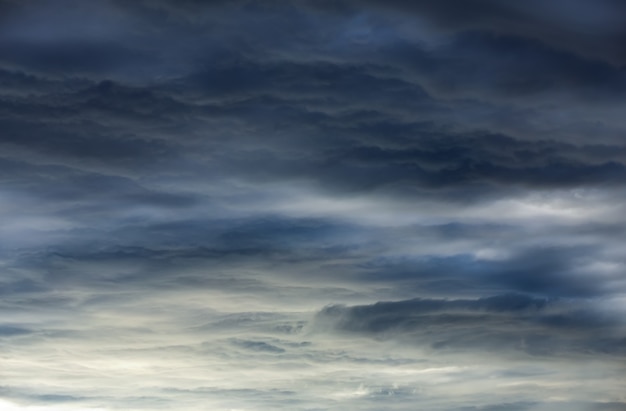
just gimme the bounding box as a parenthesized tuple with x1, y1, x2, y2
(353, 0, 626, 65)
(314, 293, 626, 357)
(1, 1, 626, 410)
(0, 325, 32, 337)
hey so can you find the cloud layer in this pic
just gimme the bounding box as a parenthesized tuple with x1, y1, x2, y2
(1, 0, 626, 410)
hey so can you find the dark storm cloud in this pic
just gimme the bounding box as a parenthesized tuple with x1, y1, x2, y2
(0, 0, 623, 300)
(3, 0, 624, 104)
(2, 2, 626, 199)
(0, 39, 152, 75)
(320, 136, 626, 191)
(386, 31, 626, 101)
(124, 0, 626, 101)
(315, 294, 626, 356)
(354, 0, 626, 65)
(358, 244, 622, 299)
(0, 67, 65, 96)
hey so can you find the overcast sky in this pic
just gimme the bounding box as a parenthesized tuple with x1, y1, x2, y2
(1, 1, 626, 410)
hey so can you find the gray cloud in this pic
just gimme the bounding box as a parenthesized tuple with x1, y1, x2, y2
(1, 1, 625, 410)
(352, 0, 626, 66)
(315, 294, 626, 356)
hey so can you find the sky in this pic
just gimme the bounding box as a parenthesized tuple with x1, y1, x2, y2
(1, 0, 626, 410)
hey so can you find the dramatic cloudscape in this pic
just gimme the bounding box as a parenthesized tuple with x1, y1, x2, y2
(1, 0, 626, 410)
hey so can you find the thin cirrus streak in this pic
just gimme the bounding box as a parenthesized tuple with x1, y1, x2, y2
(1, 0, 626, 410)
